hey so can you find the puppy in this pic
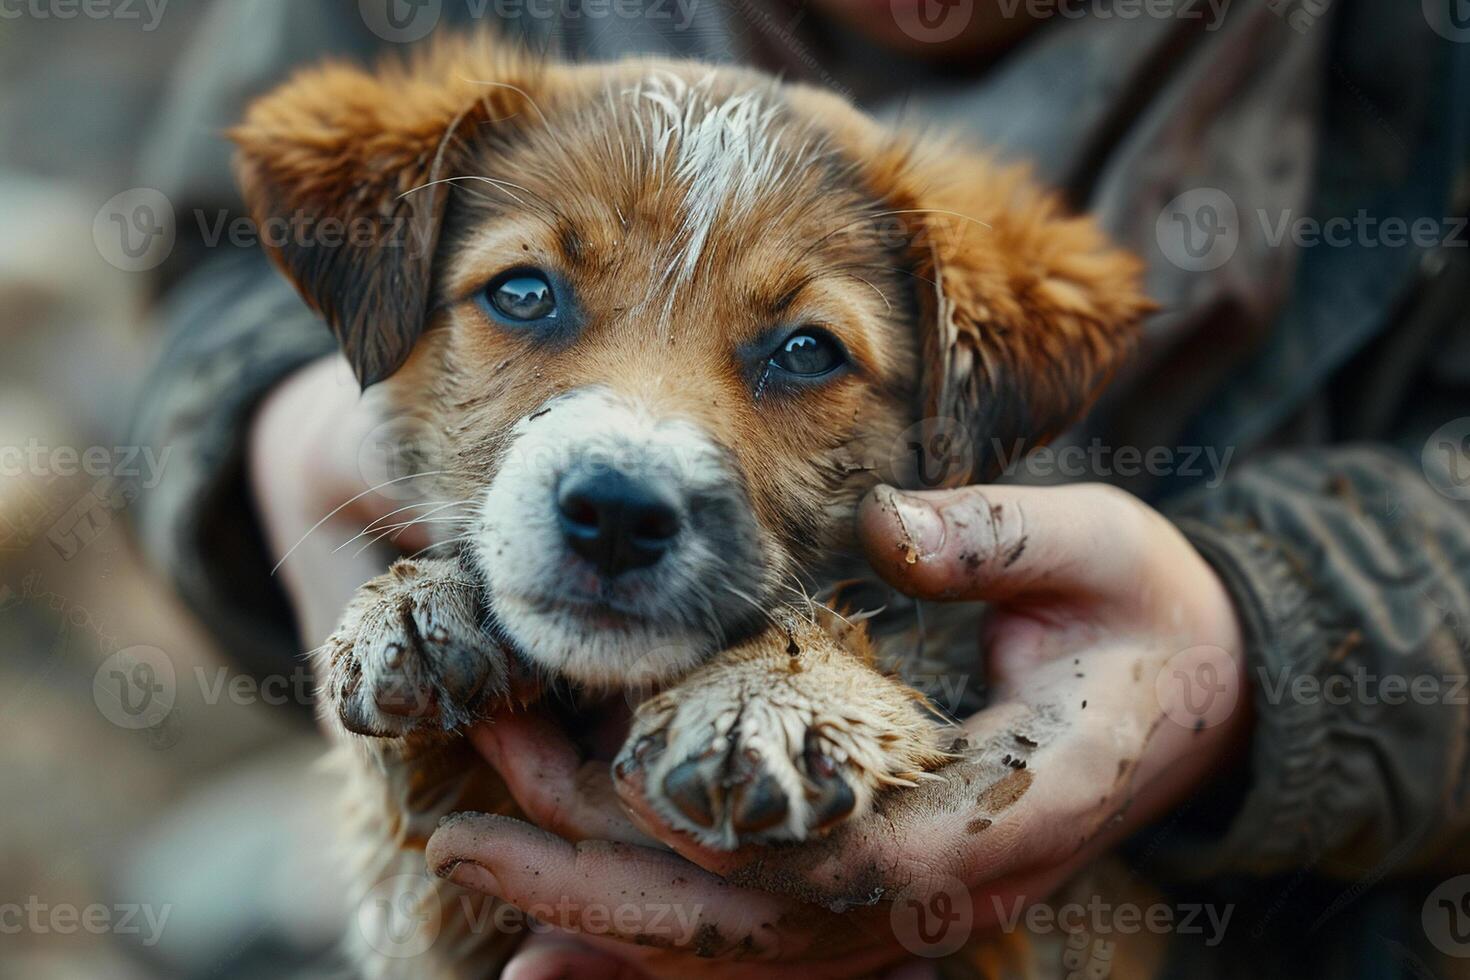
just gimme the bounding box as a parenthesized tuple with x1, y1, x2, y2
(233, 34, 1148, 978)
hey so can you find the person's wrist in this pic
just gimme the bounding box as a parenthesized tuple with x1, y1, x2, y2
(247, 354, 383, 646)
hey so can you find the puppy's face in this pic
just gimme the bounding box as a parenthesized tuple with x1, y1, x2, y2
(234, 41, 1150, 687)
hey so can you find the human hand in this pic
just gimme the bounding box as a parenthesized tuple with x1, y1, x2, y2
(249, 355, 440, 646)
(426, 482, 1252, 978)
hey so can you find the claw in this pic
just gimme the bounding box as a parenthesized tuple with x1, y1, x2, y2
(805, 746, 856, 831)
(372, 675, 434, 719)
(731, 774, 789, 833)
(663, 759, 717, 829)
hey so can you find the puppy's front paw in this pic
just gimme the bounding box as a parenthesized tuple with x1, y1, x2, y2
(320, 558, 507, 737)
(614, 617, 952, 849)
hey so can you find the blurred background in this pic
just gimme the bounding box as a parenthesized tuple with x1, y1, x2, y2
(2, 1, 1468, 978)
(0, 6, 345, 979)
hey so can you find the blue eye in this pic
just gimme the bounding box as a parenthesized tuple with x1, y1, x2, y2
(484, 269, 556, 322)
(770, 329, 846, 377)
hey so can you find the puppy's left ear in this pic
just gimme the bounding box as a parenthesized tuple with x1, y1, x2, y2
(231, 35, 550, 387)
(851, 125, 1154, 482)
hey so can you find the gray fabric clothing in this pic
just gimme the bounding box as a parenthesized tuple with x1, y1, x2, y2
(127, 1, 1470, 975)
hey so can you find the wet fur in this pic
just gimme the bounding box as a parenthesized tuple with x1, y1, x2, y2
(234, 33, 1151, 979)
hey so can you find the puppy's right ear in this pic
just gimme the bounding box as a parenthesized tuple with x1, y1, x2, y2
(231, 36, 546, 386)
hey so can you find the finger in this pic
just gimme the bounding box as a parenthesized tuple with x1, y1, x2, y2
(503, 933, 650, 980)
(612, 698, 1071, 902)
(611, 749, 935, 893)
(426, 813, 834, 961)
(858, 483, 1146, 606)
(471, 709, 654, 846)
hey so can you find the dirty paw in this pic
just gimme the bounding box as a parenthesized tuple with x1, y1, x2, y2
(613, 619, 950, 849)
(320, 558, 506, 737)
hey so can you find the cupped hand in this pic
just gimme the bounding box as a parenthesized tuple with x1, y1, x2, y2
(427, 482, 1253, 978)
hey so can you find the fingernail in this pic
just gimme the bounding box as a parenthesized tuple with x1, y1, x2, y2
(440, 860, 502, 896)
(889, 489, 946, 561)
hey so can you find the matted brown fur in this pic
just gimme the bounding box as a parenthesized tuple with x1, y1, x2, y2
(232, 31, 1154, 980)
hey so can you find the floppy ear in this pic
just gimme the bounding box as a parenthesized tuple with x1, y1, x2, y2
(868, 138, 1154, 483)
(231, 36, 547, 387)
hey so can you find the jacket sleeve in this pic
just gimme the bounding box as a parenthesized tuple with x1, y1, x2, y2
(1151, 444, 1470, 878)
(129, 251, 335, 690)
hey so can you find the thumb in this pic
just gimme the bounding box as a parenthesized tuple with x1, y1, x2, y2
(858, 483, 1147, 605)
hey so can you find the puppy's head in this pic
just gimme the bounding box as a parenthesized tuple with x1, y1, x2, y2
(234, 37, 1150, 688)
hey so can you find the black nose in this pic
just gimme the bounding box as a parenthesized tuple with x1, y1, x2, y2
(557, 470, 681, 576)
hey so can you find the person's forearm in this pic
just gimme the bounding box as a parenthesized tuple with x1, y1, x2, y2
(1158, 446, 1470, 878)
(248, 355, 389, 649)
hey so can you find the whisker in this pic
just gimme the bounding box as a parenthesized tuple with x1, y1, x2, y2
(352, 516, 472, 560)
(332, 499, 475, 555)
(459, 76, 551, 128)
(271, 471, 452, 575)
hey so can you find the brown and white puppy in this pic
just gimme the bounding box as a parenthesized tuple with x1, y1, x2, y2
(234, 34, 1148, 978)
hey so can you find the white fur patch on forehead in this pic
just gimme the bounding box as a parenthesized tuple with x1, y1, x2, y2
(621, 70, 819, 289)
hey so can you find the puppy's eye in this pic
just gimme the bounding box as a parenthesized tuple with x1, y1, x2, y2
(770, 329, 846, 378)
(484, 268, 556, 322)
